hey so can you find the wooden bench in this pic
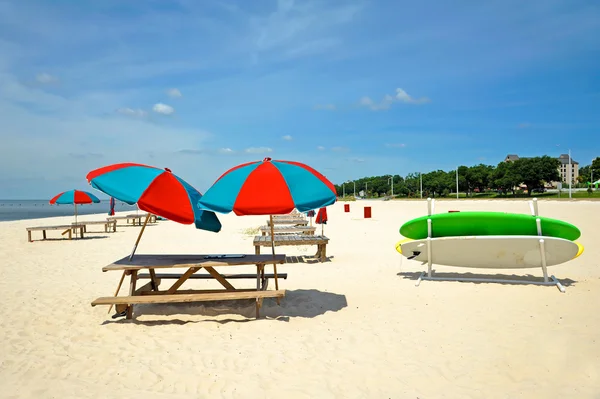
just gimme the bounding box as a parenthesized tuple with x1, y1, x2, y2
(92, 254, 287, 319)
(259, 225, 315, 236)
(267, 218, 309, 226)
(254, 234, 329, 262)
(26, 225, 85, 242)
(107, 213, 157, 226)
(72, 220, 117, 233)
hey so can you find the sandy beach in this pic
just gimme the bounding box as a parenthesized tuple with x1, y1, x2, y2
(1, 199, 599, 398)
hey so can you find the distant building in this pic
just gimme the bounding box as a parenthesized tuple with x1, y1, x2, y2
(558, 154, 579, 184)
(503, 153, 579, 185)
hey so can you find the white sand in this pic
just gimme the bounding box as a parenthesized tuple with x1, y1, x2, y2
(1, 200, 599, 398)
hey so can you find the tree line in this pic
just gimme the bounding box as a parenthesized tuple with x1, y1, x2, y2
(334, 156, 600, 198)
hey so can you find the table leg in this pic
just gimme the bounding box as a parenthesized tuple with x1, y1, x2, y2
(126, 270, 138, 319)
(108, 271, 127, 314)
(42, 230, 46, 240)
(28, 230, 32, 242)
(149, 269, 159, 291)
(165, 267, 199, 294)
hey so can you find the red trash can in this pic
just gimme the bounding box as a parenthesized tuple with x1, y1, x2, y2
(364, 206, 371, 218)
(344, 204, 350, 212)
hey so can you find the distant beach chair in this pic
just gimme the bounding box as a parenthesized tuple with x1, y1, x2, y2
(26, 225, 85, 242)
(72, 220, 117, 233)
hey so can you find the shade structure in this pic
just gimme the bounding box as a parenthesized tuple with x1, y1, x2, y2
(50, 189, 100, 205)
(86, 163, 221, 232)
(87, 163, 221, 261)
(198, 158, 336, 301)
(49, 189, 100, 234)
(315, 207, 328, 224)
(108, 197, 115, 216)
(198, 157, 337, 215)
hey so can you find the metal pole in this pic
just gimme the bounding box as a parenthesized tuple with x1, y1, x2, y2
(343, 183, 345, 198)
(420, 173, 423, 199)
(456, 168, 459, 199)
(353, 181, 356, 197)
(569, 149, 572, 199)
(365, 182, 368, 198)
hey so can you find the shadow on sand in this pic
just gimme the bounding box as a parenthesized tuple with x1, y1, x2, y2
(397, 270, 577, 287)
(101, 289, 348, 326)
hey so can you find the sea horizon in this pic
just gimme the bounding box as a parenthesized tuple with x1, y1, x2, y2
(0, 199, 138, 222)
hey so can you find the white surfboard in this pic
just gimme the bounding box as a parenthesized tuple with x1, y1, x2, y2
(397, 235, 583, 269)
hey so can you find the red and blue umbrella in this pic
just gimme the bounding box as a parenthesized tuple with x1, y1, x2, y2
(86, 163, 221, 259)
(50, 189, 100, 227)
(198, 157, 337, 216)
(86, 163, 221, 232)
(108, 197, 115, 216)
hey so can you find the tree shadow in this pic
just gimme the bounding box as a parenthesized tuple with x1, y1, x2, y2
(101, 289, 348, 326)
(397, 270, 577, 287)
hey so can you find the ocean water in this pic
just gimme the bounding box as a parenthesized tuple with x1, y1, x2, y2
(0, 200, 138, 222)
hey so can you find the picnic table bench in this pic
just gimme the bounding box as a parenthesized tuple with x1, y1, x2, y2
(26, 225, 85, 242)
(91, 253, 287, 319)
(267, 218, 309, 226)
(72, 220, 117, 233)
(260, 225, 316, 236)
(107, 213, 157, 226)
(254, 234, 329, 262)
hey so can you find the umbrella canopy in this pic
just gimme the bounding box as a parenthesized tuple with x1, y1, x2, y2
(86, 163, 221, 232)
(198, 157, 337, 215)
(315, 207, 328, 224)
(108, 197, 115, 216)
(50, 189, 100, 205)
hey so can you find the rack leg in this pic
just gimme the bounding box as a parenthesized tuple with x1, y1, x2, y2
(539, 238, 549, 283)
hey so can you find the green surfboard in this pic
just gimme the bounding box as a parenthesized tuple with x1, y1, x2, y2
(399, 212, 581, 241)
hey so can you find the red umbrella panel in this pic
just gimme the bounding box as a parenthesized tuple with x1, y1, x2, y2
(315, 207, 328, 235)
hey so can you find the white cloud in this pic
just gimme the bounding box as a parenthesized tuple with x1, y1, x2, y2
(314, 104, 336, 111)
(152, 103, 175, 115)
(36, 73, 59, 84)
(385, 143, 407, 148)
(317, 146, 326, 151)
(245, 147, 272, 154)
(394, 88, 430, 104)
(282, 135, 293, 141)
(346, 157, 365, 163)
(360, 88, 429, 111)
(218, 147, 234, 154)
(116, 107, 147, 118)
(166, 88, 182, 98)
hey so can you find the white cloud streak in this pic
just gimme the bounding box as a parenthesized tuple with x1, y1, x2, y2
(245, 147, 272, 154)
(153, 103, 175, 115)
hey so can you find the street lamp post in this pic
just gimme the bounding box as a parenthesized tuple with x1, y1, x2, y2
(342, 183, 345, 198)
(456, 167, 459, 199)
(365, 182, 368, 198)
(388, 175, 394, 197)
(420, 172, 423, 199)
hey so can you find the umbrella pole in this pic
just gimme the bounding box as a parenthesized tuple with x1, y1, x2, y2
(74, 204, 78, 238)
(129, 213, 151, 261)
(269, 215, 280, 305)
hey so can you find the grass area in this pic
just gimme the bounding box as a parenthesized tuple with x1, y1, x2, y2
(388, 190, 600, 200)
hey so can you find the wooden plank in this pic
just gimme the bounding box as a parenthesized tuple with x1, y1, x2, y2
(103, 254, 287, 271)
(139, 288, 260, 296)
(27, 225, 74, 231)
(165, 267, 200, 294)
(91, 290, 286, 306)
(203, 266, 236, 290)
(137, 273, 288, 280)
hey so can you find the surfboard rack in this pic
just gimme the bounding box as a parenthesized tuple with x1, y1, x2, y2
(416, 197, 566, 293)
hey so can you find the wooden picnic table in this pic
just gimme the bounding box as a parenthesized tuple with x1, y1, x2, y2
(254, 235, 329, 262)
(91, 253, 287, 319)
(72, 220, 117, 233)
(260, 225, 316, 236)
(26, 225, 85, 242)
(107, 213, 157, 226)
(267, 218, 309, 226)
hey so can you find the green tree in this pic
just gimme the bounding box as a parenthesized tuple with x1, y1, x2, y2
(491, 161, 521, 195)
(466, 164, 494, 193)
(513, 156, 560, 196)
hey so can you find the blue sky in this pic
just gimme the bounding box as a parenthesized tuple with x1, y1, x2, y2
(1, 0, 599, 199)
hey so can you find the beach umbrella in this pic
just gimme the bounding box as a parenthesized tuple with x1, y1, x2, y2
(315, 207, 328, 235)
(108, 197, 115, 216)
(49, 189, 100, 227)
(198, 157, 337, 288)
(307, 209, 316, 226)
(86, 163, 222, 260)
